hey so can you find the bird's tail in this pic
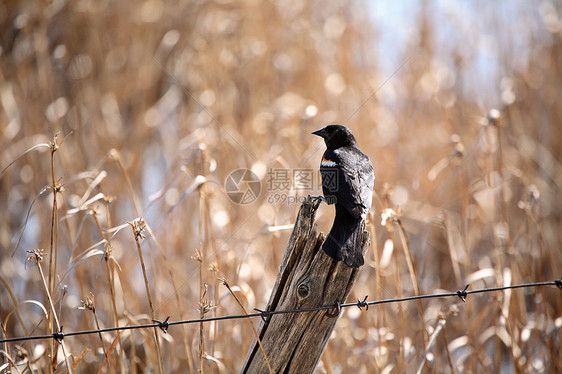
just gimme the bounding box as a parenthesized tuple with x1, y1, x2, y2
(322, 205, 365, 268)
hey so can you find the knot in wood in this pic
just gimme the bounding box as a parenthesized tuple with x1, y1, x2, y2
(297, 282, 310, 298)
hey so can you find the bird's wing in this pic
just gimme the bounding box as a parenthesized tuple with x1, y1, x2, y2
(324, 147, 374, 219)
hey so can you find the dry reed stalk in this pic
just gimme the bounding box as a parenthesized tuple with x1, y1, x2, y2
(26, 249, 72, 374)
(392, 251, 405, 372)
(47, 137, 61, 373)
(416, 318, 445, 374)
(382, 204, 428, 360)
(489, 111, 510, 247)
(78, 293, 114, 374)
(144, 223, 195, 372)
(209, 262, 219, 357)
(91, 210, 124, 373)
(129, 218, 164, 373)
(97, 332, 123, 374)
(366, 216, 387, 372)
(101, 199, 130, 374)
(197, 284, 216, 373)
(206, 204, 219, 359)
(440, 320, 455, 374)
(197, 145, 210, 372)
(110, 150, 142, 216)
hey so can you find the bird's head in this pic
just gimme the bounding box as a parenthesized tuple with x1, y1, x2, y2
(312, 124, 358, 149)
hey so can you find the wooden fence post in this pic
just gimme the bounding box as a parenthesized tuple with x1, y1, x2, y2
(241, 196, 370, 373)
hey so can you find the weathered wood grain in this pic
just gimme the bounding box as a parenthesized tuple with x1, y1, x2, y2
(241, 196, 370, 374)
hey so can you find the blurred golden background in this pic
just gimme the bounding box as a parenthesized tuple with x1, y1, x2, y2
(1, 0, 561, 372)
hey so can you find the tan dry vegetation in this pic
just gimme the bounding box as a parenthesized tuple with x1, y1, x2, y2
(1, 0, 561, 373)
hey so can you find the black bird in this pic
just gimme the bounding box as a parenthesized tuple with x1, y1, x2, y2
(312, 125, 374, 268)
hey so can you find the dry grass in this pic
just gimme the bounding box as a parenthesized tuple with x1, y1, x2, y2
(1, 0, 561, 373)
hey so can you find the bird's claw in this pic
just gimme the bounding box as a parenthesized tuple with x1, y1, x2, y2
(310, 195, 328, 209)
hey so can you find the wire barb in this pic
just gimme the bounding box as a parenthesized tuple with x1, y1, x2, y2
(253, 308, 272, 323)
(356, 296, 369, 311)
(456, 284, 469, 302)
(53, 327, 64, 344)
(555, 278, 562, 290)
(152, 316, 170, 333)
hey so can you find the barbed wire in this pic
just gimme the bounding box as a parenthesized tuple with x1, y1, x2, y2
(1, 279, 560, 345)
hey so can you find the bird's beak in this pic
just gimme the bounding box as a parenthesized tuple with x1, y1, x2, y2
(312, 127, 329, 138)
